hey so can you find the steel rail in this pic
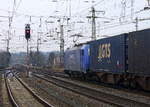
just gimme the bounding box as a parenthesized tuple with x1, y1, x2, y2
(14, 75, 53, 107)
(33, 74, 150, 107)
(4, 73, 19, 107)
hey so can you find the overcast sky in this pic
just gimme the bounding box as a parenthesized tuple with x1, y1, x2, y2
(0, 0, 150, 52)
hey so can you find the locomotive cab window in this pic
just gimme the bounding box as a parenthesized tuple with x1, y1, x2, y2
(81, 50, 84, 55)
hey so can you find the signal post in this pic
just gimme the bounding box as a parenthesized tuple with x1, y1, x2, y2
(25, 24, 31, 77)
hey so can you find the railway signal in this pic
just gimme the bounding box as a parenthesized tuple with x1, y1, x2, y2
(25, 24, 31, 73)
(25, 24, 31, 40)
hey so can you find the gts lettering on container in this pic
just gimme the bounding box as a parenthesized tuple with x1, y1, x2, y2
(98, 43, 111, 59)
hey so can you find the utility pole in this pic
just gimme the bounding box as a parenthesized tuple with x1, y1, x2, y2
(87, 7, 103, 40)
(147, 0, 150, 6)
(39, 17, 42, 52)
(87, 7, 96, 40)
(7, 17, 12, 52)
(37, 18, 42, 53)
(0, 15, 12, 52)
(120, 0, 126, 22)
(36, 17, 42, 66)
(135, 17, 138, 31)
(91, 7, 96, 40)
(37, 34, 39, 53)
(60, 24, 64, 64)
(37, 31, 39, 66)
(57, 19, 64, 65)
(131, 0, 134, 20)
(69, 0, 71, 18)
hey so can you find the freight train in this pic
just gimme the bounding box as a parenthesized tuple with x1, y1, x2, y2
(64, 28, 150, 91)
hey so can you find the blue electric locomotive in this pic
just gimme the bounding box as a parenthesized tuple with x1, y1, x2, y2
(64, 44, 90, 76)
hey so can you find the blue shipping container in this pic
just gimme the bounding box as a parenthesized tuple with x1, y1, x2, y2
(89, 34, 128, 73)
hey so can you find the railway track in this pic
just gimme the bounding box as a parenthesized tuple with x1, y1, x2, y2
(32, 70, 68, 78)
(4, 72, 53, 107)
(33, 73, 150, 107)
(34, 69, 150, 96)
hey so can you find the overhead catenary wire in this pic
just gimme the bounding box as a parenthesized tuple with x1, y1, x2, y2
(16, 0, 23, 12)
(1, 0, 150, 52)
(72, 0, 106, 17)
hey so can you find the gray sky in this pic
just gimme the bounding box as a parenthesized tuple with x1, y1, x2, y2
(0, 0, 150, 52)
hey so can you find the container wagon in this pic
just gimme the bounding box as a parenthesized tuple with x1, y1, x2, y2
(128, 28, 150, 90)
(89, 34, 128, 84)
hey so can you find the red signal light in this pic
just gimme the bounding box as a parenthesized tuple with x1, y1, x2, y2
(25, 24, 31, 40)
